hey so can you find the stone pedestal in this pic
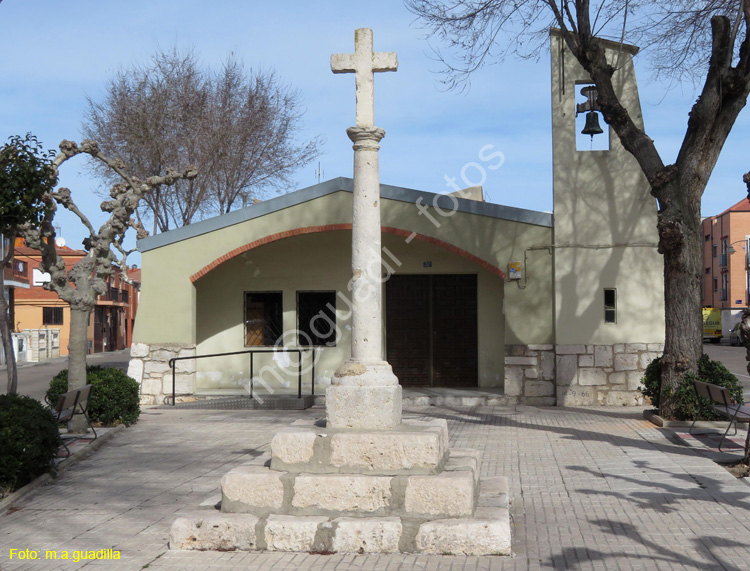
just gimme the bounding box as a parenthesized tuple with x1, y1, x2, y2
(326, 361, 402, 429)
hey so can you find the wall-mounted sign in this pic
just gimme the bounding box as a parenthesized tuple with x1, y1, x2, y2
(32, 268, 51, 286)
(423, 261, 432, 268)
(508, 261, 522, 280)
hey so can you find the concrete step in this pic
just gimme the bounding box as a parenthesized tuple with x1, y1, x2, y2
(171, 477, 511, 555)
(181, 388, 512, 408)
(220, 448, 481, 520)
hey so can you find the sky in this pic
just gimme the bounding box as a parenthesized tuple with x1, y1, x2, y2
(1, 0, 748, 265)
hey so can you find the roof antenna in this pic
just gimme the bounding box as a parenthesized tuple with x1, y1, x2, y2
(315, 162, 324, 184)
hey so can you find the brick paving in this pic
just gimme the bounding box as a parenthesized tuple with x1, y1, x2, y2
(2, 404, 750, 570)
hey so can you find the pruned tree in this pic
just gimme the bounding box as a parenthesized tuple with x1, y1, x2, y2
(407, 0, 750, 419)
(0, 134, 56, 395)
(21, 139, 197, 431)
(83, 47, 322, 234)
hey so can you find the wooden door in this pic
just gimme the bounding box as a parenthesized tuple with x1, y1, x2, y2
(432, 274, 478, 387)
(385, 275, 431, 386)
(385, 274, 478, 387)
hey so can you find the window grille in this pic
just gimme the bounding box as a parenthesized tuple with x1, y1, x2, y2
(42, 307, 63, 326)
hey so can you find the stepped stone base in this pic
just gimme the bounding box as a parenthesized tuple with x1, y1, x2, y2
(171, 476, 510, 555)
(221, 447, 480, 519)
(170, 416, 512, 556)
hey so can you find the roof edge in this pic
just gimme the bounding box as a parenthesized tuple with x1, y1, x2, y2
(550, 27, 640, 55)
(138, 177, 553, 253)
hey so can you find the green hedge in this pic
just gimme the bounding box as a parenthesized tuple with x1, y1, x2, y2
(46, 366, 140, 426)
(0, 393, 61, 494)
(640, 354, 744, 420)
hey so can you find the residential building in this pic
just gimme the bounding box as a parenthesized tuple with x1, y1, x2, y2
(13, 237, 139, 359)
(701, 197, 750, 334)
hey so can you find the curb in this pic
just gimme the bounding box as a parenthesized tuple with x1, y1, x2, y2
(0, 424, 126, 517)
(643, 409, 735, 429)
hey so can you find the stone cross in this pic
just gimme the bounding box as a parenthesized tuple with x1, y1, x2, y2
(331, 28, 398, 127)
(327, 28, 403, 430)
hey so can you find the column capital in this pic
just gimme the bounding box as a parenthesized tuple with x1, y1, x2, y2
(346, 126, 385, 150)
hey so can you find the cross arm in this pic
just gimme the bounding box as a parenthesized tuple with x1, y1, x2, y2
(331, 53, 356, 74)
(372, 52, 398, 72)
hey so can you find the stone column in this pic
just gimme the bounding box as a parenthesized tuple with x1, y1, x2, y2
(326, 126, 401, 430)
(348, 126, 385, 363)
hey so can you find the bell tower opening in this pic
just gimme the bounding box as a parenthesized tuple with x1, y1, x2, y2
(575, 83, 610, 151)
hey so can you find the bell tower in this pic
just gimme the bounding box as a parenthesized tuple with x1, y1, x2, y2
(550, 29, 665, 406)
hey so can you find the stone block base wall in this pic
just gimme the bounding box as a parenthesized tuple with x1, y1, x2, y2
(505, 343, 664, 406)
(128, 343, 196, 405)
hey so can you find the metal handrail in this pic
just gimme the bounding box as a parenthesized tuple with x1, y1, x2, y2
(167, 347, 315, 406)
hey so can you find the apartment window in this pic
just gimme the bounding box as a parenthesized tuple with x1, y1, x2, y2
(713, 278, 718, 291)
(713, 245, 717, 258)
(705, 268, 711, 274)
(14, 260, 28, 277)
(705, 234, 710, 242)
(297, 291, 337, 347)
(604, 289, 616, 324)
(42, 307, 63, 326)
(244, 292, 283, 346)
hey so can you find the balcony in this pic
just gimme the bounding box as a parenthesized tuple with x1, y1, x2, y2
(3, 260, 29, 287)
(720, 288, 729, 302)
(719, 253, 728, 267)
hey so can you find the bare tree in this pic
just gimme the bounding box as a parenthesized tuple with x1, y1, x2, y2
(21, 139, 197, 431)
(83, 48, 322, 234)
(407, 0, 750, 419)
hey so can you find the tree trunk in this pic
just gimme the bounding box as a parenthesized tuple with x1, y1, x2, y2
(657, 181, 703, 418)
(0, 243, 18, 395)
(0, 270, 18, 395)
(67, 305, 92, 433)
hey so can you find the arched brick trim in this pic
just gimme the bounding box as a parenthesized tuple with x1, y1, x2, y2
(190, 224, 507, 282)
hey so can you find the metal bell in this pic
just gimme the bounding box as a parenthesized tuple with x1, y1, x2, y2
(581, 111, 604, 137)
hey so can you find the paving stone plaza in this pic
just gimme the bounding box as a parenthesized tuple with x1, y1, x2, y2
(3, 402, 750, 569)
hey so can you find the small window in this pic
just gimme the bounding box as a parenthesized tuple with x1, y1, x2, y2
(244, 292, 283, 346)
(713, 278, 718, 291)
(14, 260, 28, 277)
(705, 268, 711, 274)
(604, 289, 616, 324)
(713, 245, 717, 258)
(298, 291, 337, 347)
(42, 307, 63, 325)
(705, 234, 710, 242)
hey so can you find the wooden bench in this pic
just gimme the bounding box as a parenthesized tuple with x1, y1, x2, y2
(52, 384, 97, 457)
(691, 380, 750, 452)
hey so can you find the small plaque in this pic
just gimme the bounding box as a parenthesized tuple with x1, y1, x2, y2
(508, 261, 522, 280)
(423, 261, 432, 268)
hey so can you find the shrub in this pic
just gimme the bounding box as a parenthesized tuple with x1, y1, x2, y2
(640, 354, 744, 420)
(0, 393, 61, 494)
(46, 366, 140, 426)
